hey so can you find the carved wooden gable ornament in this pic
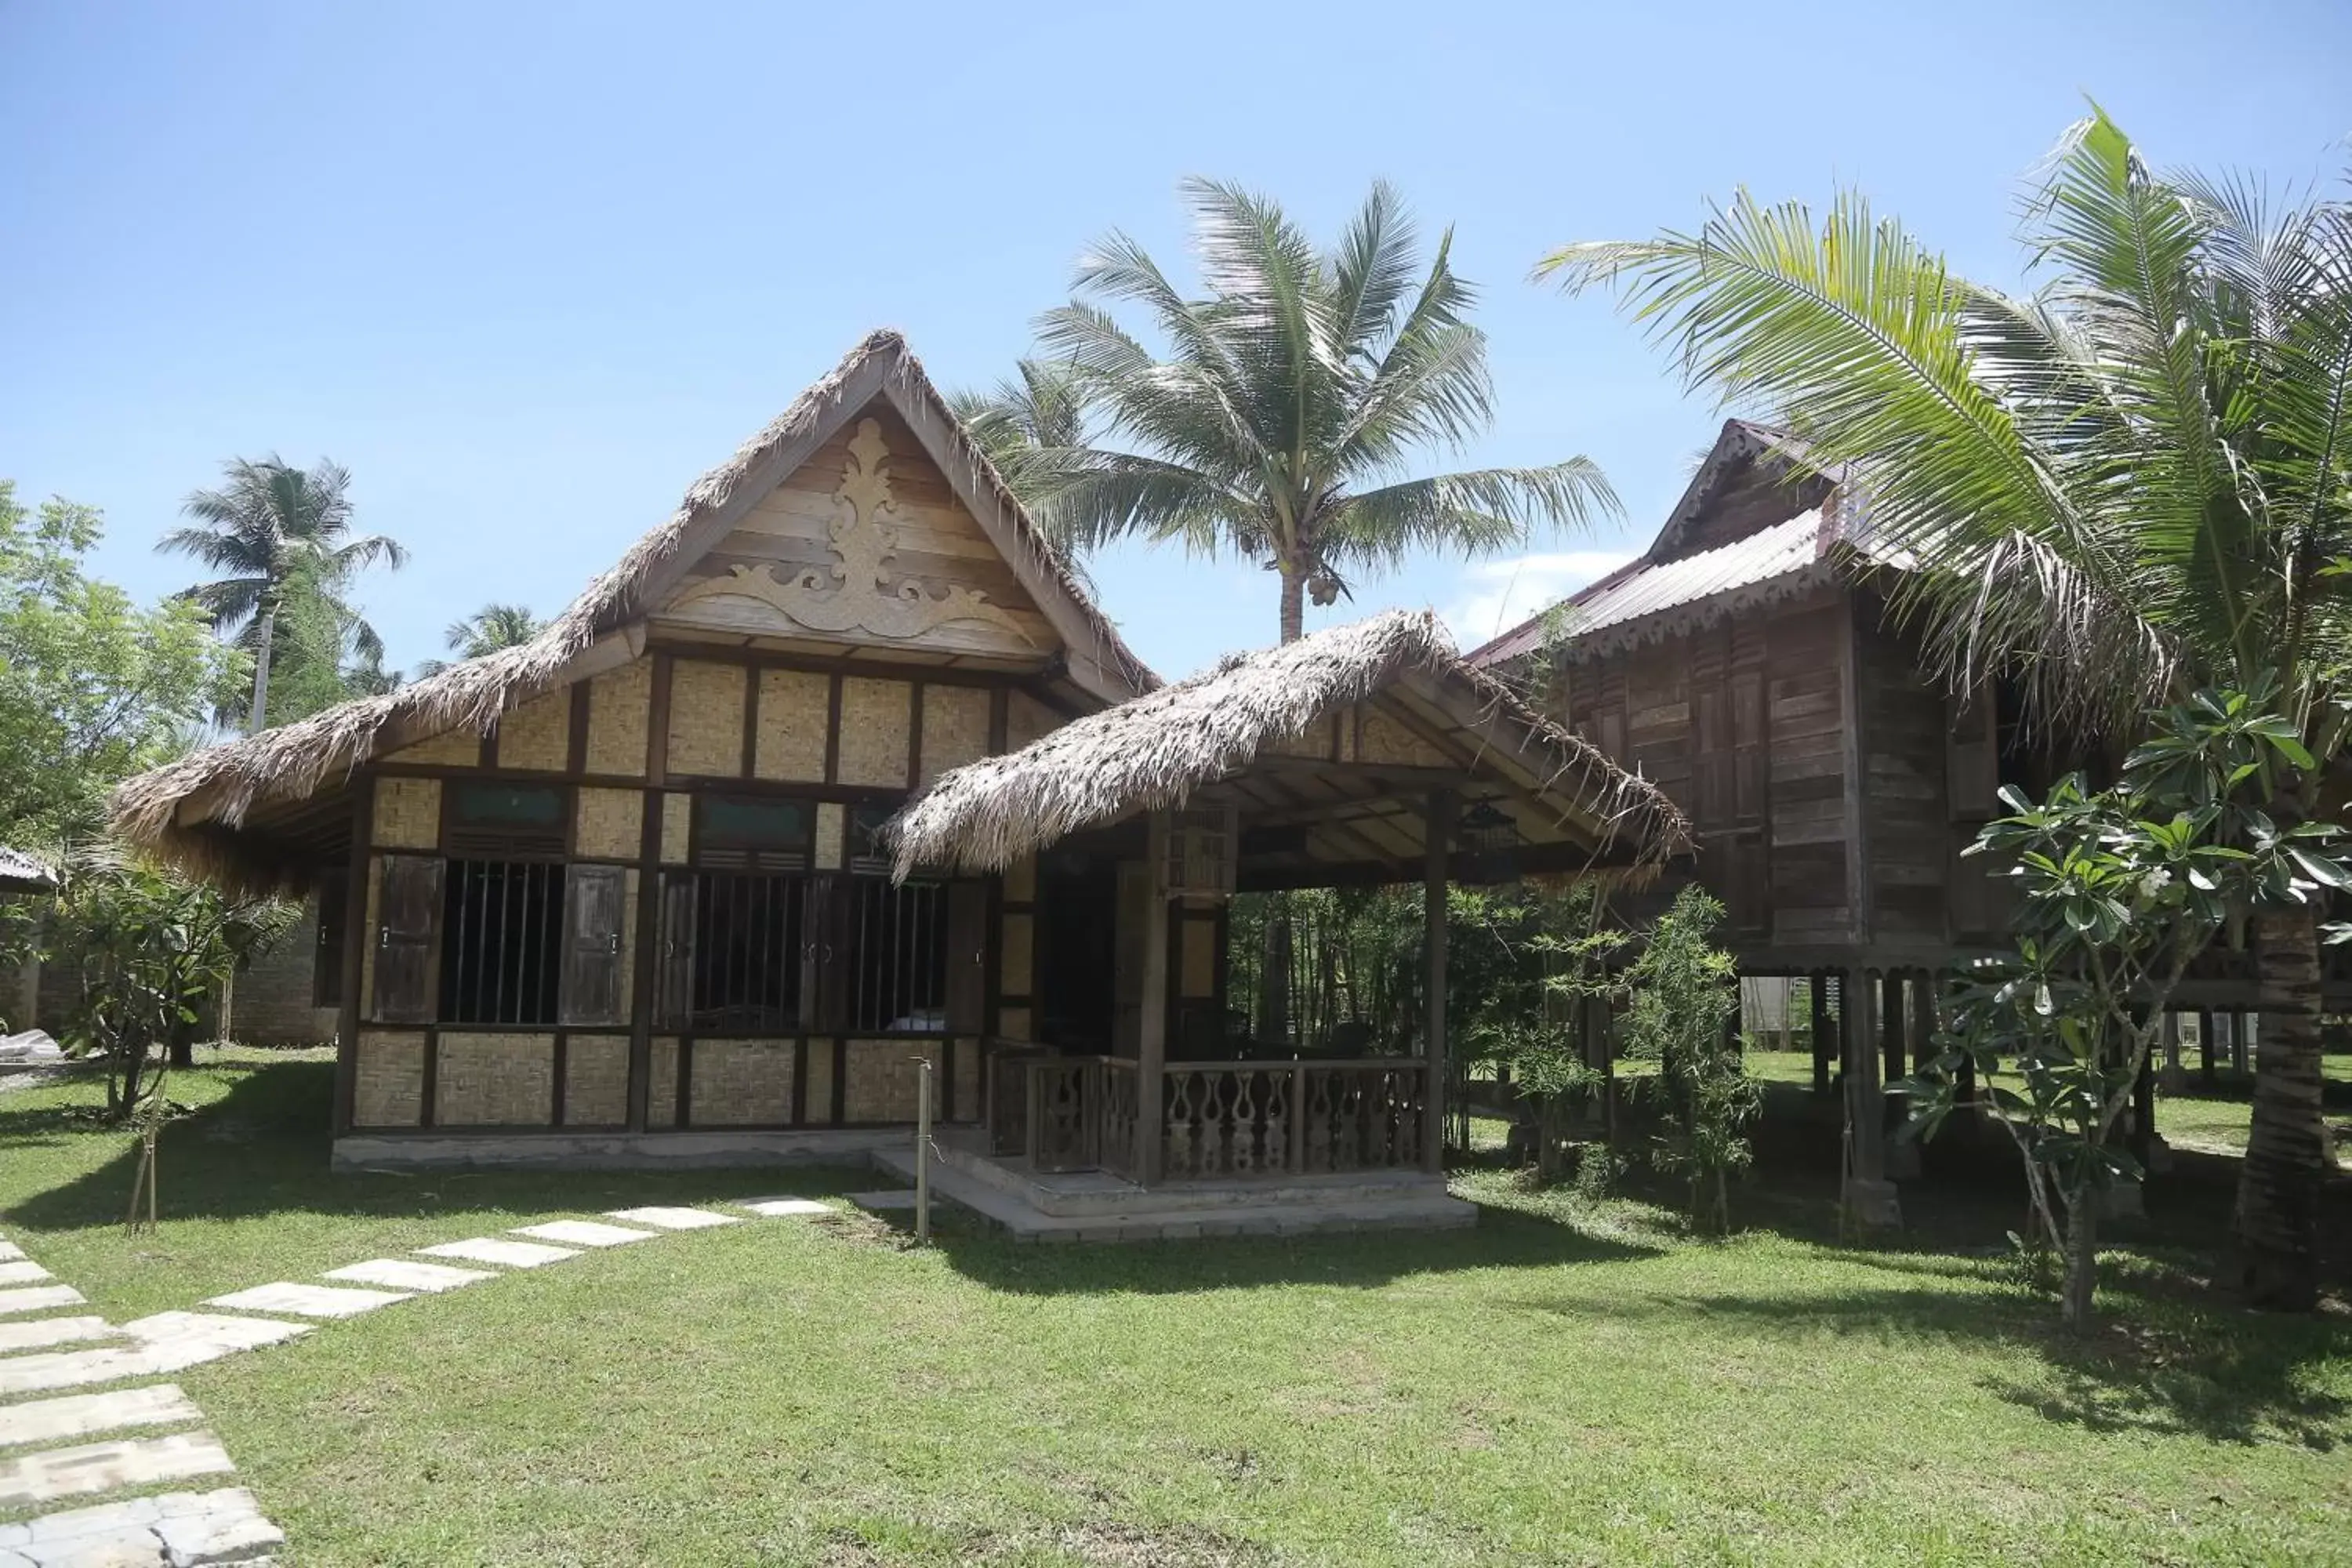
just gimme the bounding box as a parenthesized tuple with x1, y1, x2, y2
(668, 418, 1036, 648)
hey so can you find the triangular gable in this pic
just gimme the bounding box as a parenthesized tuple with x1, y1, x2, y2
(630, 333, 1149, 703)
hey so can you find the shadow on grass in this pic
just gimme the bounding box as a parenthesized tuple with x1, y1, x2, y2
(0, 1057, 866, 1236)
(1497, 1270, 2351, 1451)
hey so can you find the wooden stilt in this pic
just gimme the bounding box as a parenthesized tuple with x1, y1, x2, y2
(2198, 1007, 2216, 1087)
(1809, 971, 1833, 1097)
(1421, 789, 1454, 1174)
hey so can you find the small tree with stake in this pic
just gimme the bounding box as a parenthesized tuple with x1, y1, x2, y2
(1904, 684, 2352, 1333)
(1619, 886, 1754, 1233)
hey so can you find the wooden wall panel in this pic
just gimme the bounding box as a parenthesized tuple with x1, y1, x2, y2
(585, 660, 652, 778)
(434, 1033, 556, 1126)
(844, 1039, 943, 1122)
(372, 778, 441, 849)
(562, 1036, 630, 1126)
(837, 677, 912, 787)
(384, 729, 480, 768)
(352, 1030, 426, 1127)
(690, 1040, 794, 1125)
(753, 670, 830, 782)
(666, 660, 747, 779)
(648, 1036, 681, 1127)
(574, 788, 644, 861)
(496, 691, 569, 771)
(920, 684, 991, 786)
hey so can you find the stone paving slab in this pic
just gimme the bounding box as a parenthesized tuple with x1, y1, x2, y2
(0, 1386, 202, 1452)
(0, 1263, 50, 1288)
(510, 1220, 654, 1248)
(0, 1319, 118, 1357)
(203, 1282, 408, 1320)
(848, 1190, 919, 1211)
(0, 1430, 234, 1509)
(322, 1258, 494, 1294)
(604, 1206, 739, 1231)
(0, 1346, 154, 1400)
(0, 1241, 22, 1262)
(0, 1287, 78, 1319)
(0, 1484, 281, 1566)
(416, 1237, 579, 1269)
(121, 1312, 311, 1373)
(735, 1198, 837, 1218)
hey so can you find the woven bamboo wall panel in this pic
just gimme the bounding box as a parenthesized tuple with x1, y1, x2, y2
(998, 1006, 1033, 1042)
(1355, 706, 1449, 768)
(919, 684, 990, 786)
(753, 670, 829, 782)
(495, 690, 570, 771)
(666, 660, 747, 778)
(1267, 710, 1336, 760)
(384, 728, 480, 767)
(573, 788, 644, 860)
(951, 1044, 979, 1124)
(1007, 690, 1056, 751)
(1181, 916, 1217, 1000)
(689, 1039, 794, 1125)
(562, 1036, 630, 1126)
(999, 913, 1033, 997)
(372, 778, 441, 849)
(661, 793, 691, 865)
(434, 1033, 556, 1126)
(1002, 855, 1036, 902)
(586, 660, 652, 777)
(844, 1039, 942, 1122)
(803, 1040, 834, 1124)
(815, 802, 844, 870)
(649, 1036, 680, 1127)
(835, 678, 911, 786)
(352, 1031, 425, 1126)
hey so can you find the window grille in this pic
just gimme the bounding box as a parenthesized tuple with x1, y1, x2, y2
(441, 859, 564, 1025)
(845, 876, 948, 1033)
(688, 872, 806, 1031)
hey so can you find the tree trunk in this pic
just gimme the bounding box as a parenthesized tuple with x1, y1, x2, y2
(245, 600, 278, 735)
(2234, 906, 2328, 1311)
(2061, 1184, 2100, 1334)
(1278, 569, 1305, 644)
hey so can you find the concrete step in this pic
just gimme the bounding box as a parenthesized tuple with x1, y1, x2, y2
(869, 1148, 1475, 1243)
(924, 1134, 1453, 1218)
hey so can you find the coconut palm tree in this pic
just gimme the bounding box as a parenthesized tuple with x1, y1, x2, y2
(981, 179, 1621, 644)
(416, 603, 543, 679)
(159, 456, 406, 733)
(1537, 107, 2352, 1308)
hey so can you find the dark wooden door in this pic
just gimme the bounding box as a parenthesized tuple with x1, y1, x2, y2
(655, 870, 697, 1030)
(945, 880, 988, 1034)
(560, 865, 629, 1025)
(372, 855, 443, 1023)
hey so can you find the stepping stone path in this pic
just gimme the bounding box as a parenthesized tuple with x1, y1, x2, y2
(0, 1196, 840, 1559)
(510, 1219, 656, 1248)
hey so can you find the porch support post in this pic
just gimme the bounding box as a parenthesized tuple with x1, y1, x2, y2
(1421, 789, 1455, 1173)
(1135, 810, 1171, 1187)
(1809, 972, 1833, 1097)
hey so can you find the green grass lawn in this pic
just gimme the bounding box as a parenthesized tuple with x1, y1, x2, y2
(3, 1051, 2348, 1566)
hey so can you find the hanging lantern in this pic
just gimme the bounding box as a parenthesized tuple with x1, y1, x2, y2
(1458, 798, 1519, 866)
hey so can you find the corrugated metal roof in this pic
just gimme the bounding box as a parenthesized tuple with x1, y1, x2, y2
(1473, 511, 1831, 665)
(0, 847, 56, 892)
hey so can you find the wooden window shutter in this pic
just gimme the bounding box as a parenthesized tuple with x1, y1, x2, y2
(559, 865, 629, 1025)
(1694, 685, 1730, 826)
(313, 867, 350, 1009)
(800, 873, 846, 1033)
(1732, 673, 1766, 824)
(372, 855, 443, 1023)
(656, 870, 697, 1031)
(1946, 688, 1998, 821)
(944, 880, 988, 1033)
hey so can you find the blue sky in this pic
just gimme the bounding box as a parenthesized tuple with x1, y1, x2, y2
(4, 1, 2347, 681)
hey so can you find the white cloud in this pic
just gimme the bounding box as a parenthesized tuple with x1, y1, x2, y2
(1439, 550, 1633, 651)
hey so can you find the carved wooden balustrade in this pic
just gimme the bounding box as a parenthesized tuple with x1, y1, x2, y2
(1012, 1054, 1430, 1181)
(1161, 1058, 1427, 1179)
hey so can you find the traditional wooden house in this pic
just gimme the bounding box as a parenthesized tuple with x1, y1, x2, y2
(1468, 419, 2318, 1222)
(113, 332, 1682, 1232)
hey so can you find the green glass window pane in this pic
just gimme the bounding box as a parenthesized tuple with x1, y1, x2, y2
(698, 795, 810, 848)
(454, 784, 564, 826)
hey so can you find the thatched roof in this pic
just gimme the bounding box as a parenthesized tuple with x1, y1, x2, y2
(0, 847, 56, 895)
(888, 609, 1690, 883)
(111, 331, 1154, 891)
